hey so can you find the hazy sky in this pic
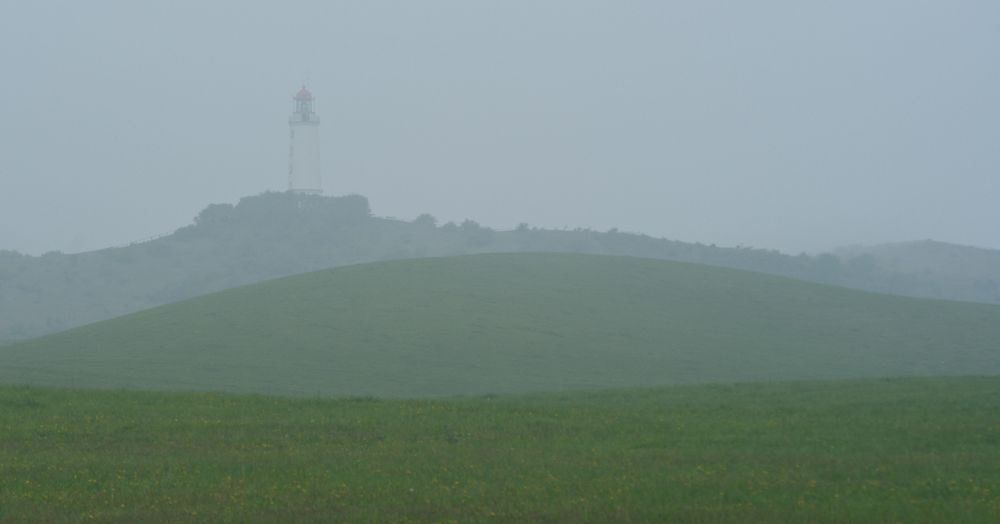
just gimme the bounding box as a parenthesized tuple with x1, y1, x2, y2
(1, 1, 997, 255)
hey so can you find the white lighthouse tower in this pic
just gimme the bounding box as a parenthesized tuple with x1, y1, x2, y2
(288, 85, 322, 194)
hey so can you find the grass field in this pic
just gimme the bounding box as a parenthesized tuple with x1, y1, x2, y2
(2, 377, 999, 522)
(2, 253, 1000, 397)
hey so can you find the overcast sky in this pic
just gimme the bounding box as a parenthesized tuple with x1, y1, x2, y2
(1, 1, 997, 255)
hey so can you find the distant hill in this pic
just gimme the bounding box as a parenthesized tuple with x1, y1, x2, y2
(2, 253, 998, 397)
(836, 240, 1000, 302)
(1, 192, 998, 343)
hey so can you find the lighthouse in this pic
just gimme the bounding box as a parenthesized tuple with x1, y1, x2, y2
(288, 85, 322, 194)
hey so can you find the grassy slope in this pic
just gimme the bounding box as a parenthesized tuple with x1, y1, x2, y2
(2, 253, 1000, 397)
(1, 377, 999, 522)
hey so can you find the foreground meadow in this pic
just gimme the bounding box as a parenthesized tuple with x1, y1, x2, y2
(2, 377, 999, 522)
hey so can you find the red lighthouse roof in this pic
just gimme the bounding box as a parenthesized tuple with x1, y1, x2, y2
(294, 85, 314, 101)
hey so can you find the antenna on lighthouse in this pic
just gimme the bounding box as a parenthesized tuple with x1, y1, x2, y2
(288, 85, 323, 195)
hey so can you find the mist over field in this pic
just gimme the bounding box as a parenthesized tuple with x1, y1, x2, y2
(3, 3, 1000, 521)
(1, 1, 998, 255)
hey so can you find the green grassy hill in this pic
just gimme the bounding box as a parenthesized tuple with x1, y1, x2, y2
(2, 253, 999, 397)
(5, 192, 999, 345)
(2, 377, 999, 522)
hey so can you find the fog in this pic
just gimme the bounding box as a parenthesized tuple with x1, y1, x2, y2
(1, 1, 997, 256)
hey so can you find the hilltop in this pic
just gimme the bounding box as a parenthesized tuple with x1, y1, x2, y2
(2, 253, 998, 397)
(2, 192, 999, 343)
